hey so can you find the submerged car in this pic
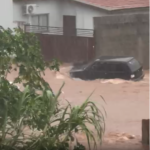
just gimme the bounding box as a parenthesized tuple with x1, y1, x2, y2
(70, 56, 144, 81)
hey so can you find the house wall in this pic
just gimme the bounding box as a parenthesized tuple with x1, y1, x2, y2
(13, 0, 106, 29)
(0, 0, 13, 29)
(94, 13, 149, 69)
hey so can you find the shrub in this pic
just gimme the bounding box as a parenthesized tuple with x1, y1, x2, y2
(0, 27, 105, 150)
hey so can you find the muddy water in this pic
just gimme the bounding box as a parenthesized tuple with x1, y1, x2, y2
(7, 64, 149, 147)
(44, 65, 149, 136)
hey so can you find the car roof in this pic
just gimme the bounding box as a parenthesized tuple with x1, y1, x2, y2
(96, 56, 134, 63)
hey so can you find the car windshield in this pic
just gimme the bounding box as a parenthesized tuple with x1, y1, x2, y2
(83, 60, 95, 69)
(128, 59, 141, 72)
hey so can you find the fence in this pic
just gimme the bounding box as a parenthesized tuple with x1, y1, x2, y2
(36, 33, 95, 63)
(25, 25, 94, 37)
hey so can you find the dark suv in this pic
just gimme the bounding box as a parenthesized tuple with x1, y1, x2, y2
(70, 56, 144, 81)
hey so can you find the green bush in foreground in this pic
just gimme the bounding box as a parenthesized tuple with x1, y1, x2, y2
(0, 81, 105, 150)
(0, 27, 105, 150)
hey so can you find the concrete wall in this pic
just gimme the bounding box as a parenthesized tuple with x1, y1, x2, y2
(13, 0, 106, 29)
(94, 13, 149, 69)
(0, 0, 13, 29)
(108, 7, 149, 15)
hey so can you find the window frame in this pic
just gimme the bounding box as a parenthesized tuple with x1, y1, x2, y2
(31, 14, 49, 27)
(90, 62, 106, 72)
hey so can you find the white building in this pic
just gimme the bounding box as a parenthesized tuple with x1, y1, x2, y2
(13, 0, 107, 30)
(0, 0, 149, 30)
(0, 0, 13, 29)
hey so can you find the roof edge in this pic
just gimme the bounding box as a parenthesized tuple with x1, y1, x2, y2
(74, 0, 149, 11)
(74, 0, 114, 10)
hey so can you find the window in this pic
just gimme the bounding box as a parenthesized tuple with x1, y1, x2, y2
(31, 14, 48, 26)
(102, 63, 126, 73)
(90, 62, 126, 72)
(128, 59, 141, 72)
(105, 63, 116, 72)
(116, 64, 125, 72)
(97, 63, 106, 71)
(91, 62, 105, 71)
(91, 63, 98, 70)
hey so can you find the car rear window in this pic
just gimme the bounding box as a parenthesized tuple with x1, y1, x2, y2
(128, 59, 141, 72)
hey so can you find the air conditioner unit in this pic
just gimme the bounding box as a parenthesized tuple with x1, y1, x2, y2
(23, 4, 37, 15)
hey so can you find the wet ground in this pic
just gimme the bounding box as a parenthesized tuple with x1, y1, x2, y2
(7, 64, 149, 149)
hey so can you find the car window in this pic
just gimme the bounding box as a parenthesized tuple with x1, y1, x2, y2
(90, 62, 105, 71)
(84, 61, 95, 69)
(105, 63, 116, 72)
(115, 64, 125, 72)
(91, 63, 98, 70)
(97, 63, 106, 71)
(104, 63, 126, 73)
(128, 59, 141, 72)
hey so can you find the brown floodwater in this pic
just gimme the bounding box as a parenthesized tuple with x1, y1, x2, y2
(7, 64, 149, 149)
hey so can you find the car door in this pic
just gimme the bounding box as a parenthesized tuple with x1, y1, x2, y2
(115, 63, 128, 79)
(88, 62, 106, 79)
(123, 64, 131, 79)
(104, 63, 116, 79)
(97, 62, 106, 79)
(88, 62, 99, 80)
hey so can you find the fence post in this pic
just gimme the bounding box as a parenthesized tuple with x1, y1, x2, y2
(142, 119, 149, 147)
(24, 24, 30, 33)
(23, 24, 26, 33)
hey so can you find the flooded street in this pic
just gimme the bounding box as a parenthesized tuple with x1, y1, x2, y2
(7, 64, 149, 149)
(44, 65, 149, 136)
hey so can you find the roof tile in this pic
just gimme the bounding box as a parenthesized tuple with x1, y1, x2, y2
(76, 0, 149, 10)
(20, 0, 149, 10)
